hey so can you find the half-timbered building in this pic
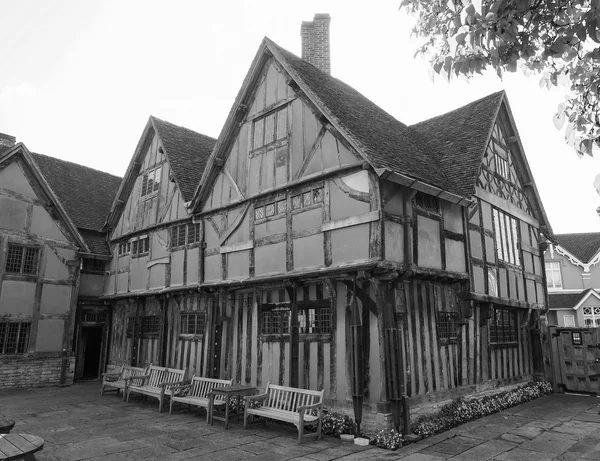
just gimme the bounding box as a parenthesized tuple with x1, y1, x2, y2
(0, 135, 120, 387)
(102, 116, 217, 374)
(98, 15, 553, 429)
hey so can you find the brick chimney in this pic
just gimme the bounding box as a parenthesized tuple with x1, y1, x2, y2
(300, 14, 331, 74)
(0, 132, 16, 149)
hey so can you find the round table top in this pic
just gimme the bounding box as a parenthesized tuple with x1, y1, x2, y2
(0, 433, 44, 461)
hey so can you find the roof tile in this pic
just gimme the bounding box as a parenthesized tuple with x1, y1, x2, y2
(31, 153, 122, 231)
(151, 117, 216, 203)
(269, 41, 460, 194)
(555, 232, 600, 264)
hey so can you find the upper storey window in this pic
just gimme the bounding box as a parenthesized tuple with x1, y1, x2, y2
(477, 122, 531, 214)
(252, 106, 287, 152)
(5, 244, 39, 275)
(493, 208, 520, 266)
(141, 166, 161, 197)
(414, 192, 441, 215)
(545, 261, 562, 290)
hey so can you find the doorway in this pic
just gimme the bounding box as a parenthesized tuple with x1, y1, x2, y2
(81, 327, 103, 380)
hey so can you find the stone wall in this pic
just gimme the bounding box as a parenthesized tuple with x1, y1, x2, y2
(0, 354, 75, 388)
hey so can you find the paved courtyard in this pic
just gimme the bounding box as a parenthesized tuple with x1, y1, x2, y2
(1, 382, 600, 460)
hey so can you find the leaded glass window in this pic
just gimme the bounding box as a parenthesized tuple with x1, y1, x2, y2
(583, 307, 600, 327)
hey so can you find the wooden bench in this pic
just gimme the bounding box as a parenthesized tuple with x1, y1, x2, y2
(169, 376, 232, 418)
(100, 365, 148, 401)
(125, 365, 187, 413)
(244, 382, 324, 444)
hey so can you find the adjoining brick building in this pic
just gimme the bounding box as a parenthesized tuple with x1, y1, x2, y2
(545, 233, 600, 327)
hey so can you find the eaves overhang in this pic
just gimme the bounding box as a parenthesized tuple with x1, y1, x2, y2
(375, 168, 473, 207)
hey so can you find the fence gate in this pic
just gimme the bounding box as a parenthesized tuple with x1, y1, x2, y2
(550, 326, 600, 393)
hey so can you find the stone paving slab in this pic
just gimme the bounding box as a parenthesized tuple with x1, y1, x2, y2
(2, 382, 600, 460)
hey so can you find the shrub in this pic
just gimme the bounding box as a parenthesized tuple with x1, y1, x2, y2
(370, 428, 406, 450)
(320, 411, 356, 437)
(411, 380, 553, 439)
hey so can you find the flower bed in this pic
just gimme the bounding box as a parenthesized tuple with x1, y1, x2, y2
(411, 380, 553, 439)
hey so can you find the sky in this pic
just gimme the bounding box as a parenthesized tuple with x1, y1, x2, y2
(1, 0, 599, 234)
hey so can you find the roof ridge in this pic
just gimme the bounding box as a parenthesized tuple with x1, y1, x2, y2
(410, 91, 505, 128)
(150, 115, 217, 141)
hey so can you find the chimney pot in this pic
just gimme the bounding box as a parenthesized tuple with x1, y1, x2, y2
(300, 14, 331, 74)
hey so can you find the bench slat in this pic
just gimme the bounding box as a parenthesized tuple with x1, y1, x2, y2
(244, 382, 324, 444)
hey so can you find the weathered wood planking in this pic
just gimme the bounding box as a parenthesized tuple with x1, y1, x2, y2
(397, 280, 533, 398)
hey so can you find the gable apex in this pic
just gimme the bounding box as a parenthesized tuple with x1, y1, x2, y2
(104, 116, 215, 231)
(192, 37, 466, 212)
(0, 143, 90, 251)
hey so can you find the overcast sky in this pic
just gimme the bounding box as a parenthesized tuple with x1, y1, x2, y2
(1, 0, 599, 234)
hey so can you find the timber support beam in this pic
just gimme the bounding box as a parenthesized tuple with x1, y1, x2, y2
(342, 280, 378, 316)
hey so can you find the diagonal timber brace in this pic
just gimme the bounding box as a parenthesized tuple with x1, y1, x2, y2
(342, 280, 378, 316)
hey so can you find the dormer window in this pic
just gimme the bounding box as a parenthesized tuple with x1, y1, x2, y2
(141, 166, 161, 197)
(252, 106, 287, 151)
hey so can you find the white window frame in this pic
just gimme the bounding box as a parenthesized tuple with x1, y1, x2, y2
(545, 261, 563, 290)
(582, 307, 600, 327)
(563, 314, 575, 327)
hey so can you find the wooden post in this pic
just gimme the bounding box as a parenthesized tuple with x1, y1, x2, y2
(350, 279, 364, 435)
(130, 298, 141, 366)
(285, 283, 299, 388)
(158, 295, 168, 367)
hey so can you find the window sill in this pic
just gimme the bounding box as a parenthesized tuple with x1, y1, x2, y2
(260, 333, 332, 343)
(3, 273, 37, 281)
(132, 252, 150, 259)
(489, 342, 518, 349)
(139, 192, 159, 201)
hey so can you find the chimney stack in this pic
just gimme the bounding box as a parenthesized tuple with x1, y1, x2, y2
(301, 14, 331, 74)
(0, 133, 16, 149)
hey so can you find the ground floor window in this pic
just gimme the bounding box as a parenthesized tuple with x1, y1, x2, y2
(261, 305, 332, 335)
(436, 311, 461, 342)
(582, 307, 600, 327)
(0, 322, 31, 353)
(262, 308, 290, 335)
(180, 312, 206, 335)
(126, 315, 160, 338)
(489, 307, 518, 345)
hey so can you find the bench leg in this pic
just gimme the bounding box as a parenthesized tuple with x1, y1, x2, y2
(317, 415, 322, 440)
(298, 411, 305, 444)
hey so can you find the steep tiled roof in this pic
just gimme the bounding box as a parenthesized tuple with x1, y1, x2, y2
(31, 153, 122, 231)
(555, 232, 600, 263)
(80, 231, 110, 255)
(549, 292, 585, 310)
(151, 117, 216, 203)
(269, 40, 459, 195)
(411, 92, 504, 196)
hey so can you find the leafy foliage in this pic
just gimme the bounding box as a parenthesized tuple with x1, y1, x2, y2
(411, 380, 553, 438)
(400, 0, 600, 156)
(321, 411, 357, 437)
(370, 428, 407, 450)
